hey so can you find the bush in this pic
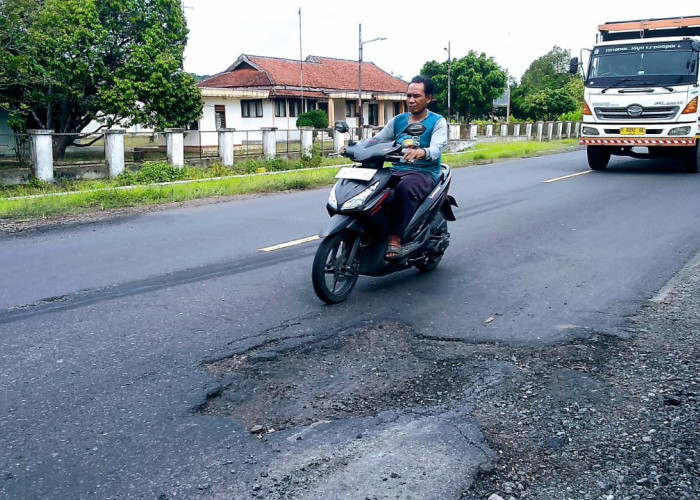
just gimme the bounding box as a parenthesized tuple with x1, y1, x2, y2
(296, 109, 329, 129)
(135, 161, 188, 183)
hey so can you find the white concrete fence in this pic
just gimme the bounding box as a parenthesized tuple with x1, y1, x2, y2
(25, 121, 581, 182)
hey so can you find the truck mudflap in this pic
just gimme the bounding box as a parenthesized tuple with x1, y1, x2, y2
(581, 137, 697, 147)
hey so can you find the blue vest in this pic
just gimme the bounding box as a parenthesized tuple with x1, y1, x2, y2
(391, 111, 442, 182)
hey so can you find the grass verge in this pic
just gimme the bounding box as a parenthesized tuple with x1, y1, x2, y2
(0, 140, 579, 220)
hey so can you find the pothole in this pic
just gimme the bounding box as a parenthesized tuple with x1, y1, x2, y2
(199, 321, 481, 431)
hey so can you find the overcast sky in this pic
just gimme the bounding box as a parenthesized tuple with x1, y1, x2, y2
(182, 1, 700, 82)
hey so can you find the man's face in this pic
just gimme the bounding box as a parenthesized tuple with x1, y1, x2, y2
(406, 82, 430, 115)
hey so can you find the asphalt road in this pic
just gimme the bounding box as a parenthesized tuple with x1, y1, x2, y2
(2, 150, 700, 498)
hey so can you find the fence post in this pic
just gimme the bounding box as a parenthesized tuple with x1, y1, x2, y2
(547, 122, 554, 141)
(261, 127, 277, 159)
(448, 123, 461, 141)
(165, 128, 185, 168)
(574, 122, 581, 138)
(469, 124, 478, 139)
(333, 128, 345, 154)
(556, 122, 563, 140)
(537, 123, 544, 142)
(28, 129, 54, 182)
(500, 124, 508, 137)
(104, 129, 126, 178)
(300, 127, 314, 157)
(218, 128, 236, 166)
(485, 124, 493, 137)
(514, 124, 521, 137)
(566, 122, 572, 138)
(526, 123, 533, 139)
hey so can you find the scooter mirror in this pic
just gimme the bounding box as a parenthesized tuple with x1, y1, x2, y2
(334, 121, 350, 133)
(403, 123, 426, 137)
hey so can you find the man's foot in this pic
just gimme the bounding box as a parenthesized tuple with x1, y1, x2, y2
(386, 235, 402, 260)
(385, 244, 406, 260)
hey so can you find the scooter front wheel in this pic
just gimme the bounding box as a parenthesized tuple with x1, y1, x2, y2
(312, 231, 360, 304)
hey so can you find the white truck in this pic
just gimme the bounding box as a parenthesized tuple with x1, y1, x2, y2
(570, 16, 700, 171)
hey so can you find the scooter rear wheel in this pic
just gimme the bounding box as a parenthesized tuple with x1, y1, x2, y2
(312, 231, 360, 304)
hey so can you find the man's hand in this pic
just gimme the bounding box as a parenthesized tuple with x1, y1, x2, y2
(403, 147, 427, 162)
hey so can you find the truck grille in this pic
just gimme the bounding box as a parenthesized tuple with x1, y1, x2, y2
(594, 106, 680, 120)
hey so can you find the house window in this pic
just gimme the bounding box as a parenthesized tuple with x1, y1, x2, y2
(304, 99, 317, 113)
(369, 103, 379, 126)
(289, 99, 301, 118)
(274, 99, 287, 117)
(394, 102, 401, 116)
(242, 99, 263, 118)
(215, 105, 226, 129)
(345, 101, 357, 117)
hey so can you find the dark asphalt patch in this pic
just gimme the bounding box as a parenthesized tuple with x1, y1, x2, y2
(199, 321, 485, 432)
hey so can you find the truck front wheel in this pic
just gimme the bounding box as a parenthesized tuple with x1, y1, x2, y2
(587, 146, 611, 170)
(684, 141, 700, 173)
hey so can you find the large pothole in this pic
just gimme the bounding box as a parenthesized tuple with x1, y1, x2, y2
(199, 321, 490, 431)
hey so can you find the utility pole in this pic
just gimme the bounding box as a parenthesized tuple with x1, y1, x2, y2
(444, 42, 451, 123)
(358, 23, 386, 135)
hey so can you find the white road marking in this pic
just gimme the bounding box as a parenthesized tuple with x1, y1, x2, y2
(543, 170, 592, 183)
(259, 235, 320, 252)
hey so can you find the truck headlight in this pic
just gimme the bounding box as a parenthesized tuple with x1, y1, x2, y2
(669, 126, 692, 136)
(342, 181, 379, 210)
(582, 126, 600, 136)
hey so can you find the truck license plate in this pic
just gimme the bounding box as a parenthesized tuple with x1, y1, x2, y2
(620, 127, 646, 136)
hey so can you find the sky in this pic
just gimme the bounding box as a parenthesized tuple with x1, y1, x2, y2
(182, 1, 700, 82)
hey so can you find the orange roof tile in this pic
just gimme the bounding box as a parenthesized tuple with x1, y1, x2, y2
(198, 54, 408, 95)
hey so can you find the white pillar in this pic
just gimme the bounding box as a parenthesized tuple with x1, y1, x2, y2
(537, 123, 544, 142)
(165, 128, 184, 168)
(574, 122, 581, 138)
(500, 124, 508, 137)
(262, 127, 277, 159)
(526, 123, 533, 139)
(469, 124, 478, 139)
(300, 127, 314, 157)
(448, 123, 461, 141)
(218, 128, 235, 166)
(486, 124, 493, 137)
(566, 122, 572, 138)
(547, 122, 554, 141)
(514, 124, 521, 136)
(28, 129, 54, 183)
(556, 122, 563, 140)
(333, 129, 345, 154)
(104, 129, 126, 178)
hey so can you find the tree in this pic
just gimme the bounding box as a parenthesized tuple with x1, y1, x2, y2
(0, 0, 203, 157)
(513, 46, 583, 121)
(420, 51, 507, 122)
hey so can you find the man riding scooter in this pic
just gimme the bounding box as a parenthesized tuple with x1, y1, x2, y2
(343, 75, 448, 260)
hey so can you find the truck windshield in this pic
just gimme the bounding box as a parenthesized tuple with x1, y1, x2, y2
(586, 41, 698, 88)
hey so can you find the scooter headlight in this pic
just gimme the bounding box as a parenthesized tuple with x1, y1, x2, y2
(341, 181, 380, 211)
(328, 184, 338, 210)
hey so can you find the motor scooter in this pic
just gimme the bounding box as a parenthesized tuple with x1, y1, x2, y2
(311, 121, 458, 304)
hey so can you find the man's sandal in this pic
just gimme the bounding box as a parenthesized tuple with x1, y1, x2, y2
(385, 245, 406, 261)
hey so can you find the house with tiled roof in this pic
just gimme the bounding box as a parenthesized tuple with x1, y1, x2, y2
(194, 54, 409, 141)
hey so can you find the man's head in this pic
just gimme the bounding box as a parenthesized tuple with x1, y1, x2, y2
(406, 75, 435, 117)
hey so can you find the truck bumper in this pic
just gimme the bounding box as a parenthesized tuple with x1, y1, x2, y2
(580, 137, 698, 147)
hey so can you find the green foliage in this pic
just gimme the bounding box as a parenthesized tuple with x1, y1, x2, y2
(511, 46, 583, 121)
(421, 51, 507, 121)
(296, 109, 329, 129)
(301, 144, 323, 168)
(0, 0, 203, 157)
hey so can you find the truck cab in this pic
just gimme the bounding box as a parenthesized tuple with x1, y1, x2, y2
(571, 16, 700, 171)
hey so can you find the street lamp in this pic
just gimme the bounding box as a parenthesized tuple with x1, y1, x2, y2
(444, 42, 451, 123)
(358, 23, 386, 136)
